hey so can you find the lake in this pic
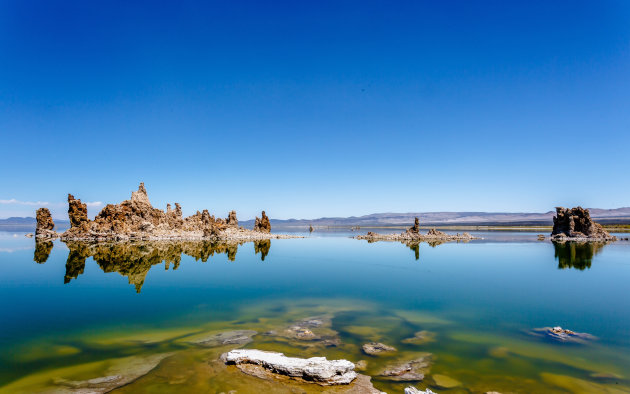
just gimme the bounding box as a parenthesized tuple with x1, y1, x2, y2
(1, 229, 629, 393)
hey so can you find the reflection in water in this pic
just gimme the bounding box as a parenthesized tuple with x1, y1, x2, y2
(62, 240, 270, 292)
(404, 240, 445, 260)
(553, 241, 607, 270)
(33, 241, 53, 264)
(254, 240, 270, 261)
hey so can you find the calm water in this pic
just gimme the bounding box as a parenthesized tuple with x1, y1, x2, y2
(1, 230, 629, 393)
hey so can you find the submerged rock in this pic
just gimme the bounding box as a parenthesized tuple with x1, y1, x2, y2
(50, 352, 172, 393)
(432, 373, 461, 388)
(221, 349, 357, 385)
(276, 315, 342, 347)
(362, 342, 397, 355)
(402, 330, 436, 345)
(188, 330, 257, 347)
(530, 326, 596, 343)
(551, 207, 616, 241)
(35, 207, 57, 238)
(378, 354, 432, 381)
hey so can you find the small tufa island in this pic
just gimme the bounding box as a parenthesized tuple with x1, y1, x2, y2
(550, 207, 616, 242)
(355, 217, 477, 242)
(35, 183, 297, 242)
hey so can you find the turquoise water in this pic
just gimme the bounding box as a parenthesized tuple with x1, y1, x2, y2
(1, 231, 629, 393)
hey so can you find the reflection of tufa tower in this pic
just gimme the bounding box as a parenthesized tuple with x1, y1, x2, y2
(60, 240, 267, 292)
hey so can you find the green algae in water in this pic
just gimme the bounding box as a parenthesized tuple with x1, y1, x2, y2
(1, 236, 630, 392)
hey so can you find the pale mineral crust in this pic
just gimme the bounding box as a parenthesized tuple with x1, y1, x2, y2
(55, 183, 294, 242)
(355, 217, 477, 242)
(221, 349, 357, 385)
(551, 207, 616, 242)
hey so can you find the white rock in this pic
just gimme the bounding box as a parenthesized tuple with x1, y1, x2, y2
(222, 349, 357, 385)
(405, 387, 437, 394)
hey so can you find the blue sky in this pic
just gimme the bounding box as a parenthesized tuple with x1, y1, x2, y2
(1, 1, 629, 220)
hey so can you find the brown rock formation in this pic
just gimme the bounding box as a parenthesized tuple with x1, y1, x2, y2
(35, 207, 56, 238)
(551, 207, 616, 241)
(407, 217, 420, 234)
(254, 211, 271, 233)
(68, 194, 88, 228)
(227, 210, 238, 228)
(426, 228, 447, 236)
(59, 183, 289, 242)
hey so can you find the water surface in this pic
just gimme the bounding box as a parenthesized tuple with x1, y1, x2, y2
(1, 230, 629, 393)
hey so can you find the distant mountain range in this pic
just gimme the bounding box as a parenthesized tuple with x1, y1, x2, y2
(241, 207, 630, 227)
(3, 207, 630, 230)
(0, 217, 70, 230)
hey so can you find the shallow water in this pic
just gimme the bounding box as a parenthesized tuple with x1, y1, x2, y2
(1, 230, 629, 393)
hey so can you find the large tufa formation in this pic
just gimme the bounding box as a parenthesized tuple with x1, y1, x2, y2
(254, 210, 271, 233)
(35, 207, 56, 238)
(226, 210, 238, 228)
(57, 183, 283, 242)
(551, 207, 616, 241)
(68, 194, 88, 228)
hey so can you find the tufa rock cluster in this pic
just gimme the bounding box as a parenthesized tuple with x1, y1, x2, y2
(551, 207, 616, 241)
(357, 216, 475, 243)
(54, 183, 280, 241)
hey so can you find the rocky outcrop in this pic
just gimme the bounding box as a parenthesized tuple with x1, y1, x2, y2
(68, 194, 88, 228)
(226, 210, 238, 227)
(35, 207, 57, 238)
(530, 326, 596, 343)
(254, 211, 271, 233)
(407, 217, 421, 234)
(378, 354, 433, 381)
(356, 217, 477, 243)
(55, 183, 295, 242)
(221, 349, 357, 385)
(551, 207, 616, 241)
(187, 330, 257, 347)
(362, 342, 397, 356)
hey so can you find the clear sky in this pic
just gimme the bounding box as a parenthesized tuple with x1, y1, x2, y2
(1, 1, 629, 220)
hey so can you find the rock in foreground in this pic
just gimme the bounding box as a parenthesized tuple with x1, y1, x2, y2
(221, 349, 357, 385)
(551, 207, 616, 242)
